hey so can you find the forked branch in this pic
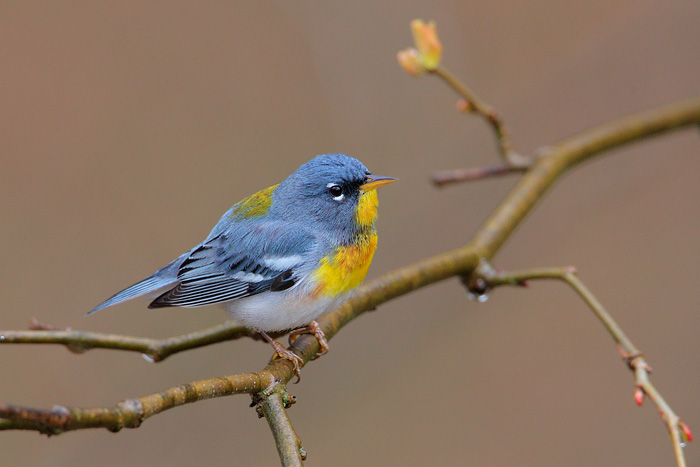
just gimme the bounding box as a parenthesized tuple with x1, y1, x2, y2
(466, 262, 693, 467)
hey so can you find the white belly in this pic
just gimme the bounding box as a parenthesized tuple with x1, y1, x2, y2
(222, 285, 347, 331)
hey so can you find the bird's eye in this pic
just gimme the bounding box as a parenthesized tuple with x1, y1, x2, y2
(327, 184, 344, 201)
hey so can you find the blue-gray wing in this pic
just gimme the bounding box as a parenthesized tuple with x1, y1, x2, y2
(148, 222, 314, 308)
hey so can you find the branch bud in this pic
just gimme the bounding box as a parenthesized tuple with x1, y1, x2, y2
(633, 388, 644, 406)
(410, 19, 442, 71)
(397, 48, 425, 76)
(456, 99, 474, 112)
(680, 421, 694, 442)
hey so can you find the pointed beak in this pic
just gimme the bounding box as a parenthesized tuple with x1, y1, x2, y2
(360, 174, 398, 191)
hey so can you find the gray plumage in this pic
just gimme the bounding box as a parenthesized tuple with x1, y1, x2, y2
(88, 154, 373, 319)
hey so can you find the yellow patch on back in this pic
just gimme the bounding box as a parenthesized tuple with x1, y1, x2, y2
(313, 233, 378, 298)
(230, 184, 279, 219)
(355, 189, 378, 227)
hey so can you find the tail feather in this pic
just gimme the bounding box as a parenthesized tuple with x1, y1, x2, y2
(87, 255, 186, 315)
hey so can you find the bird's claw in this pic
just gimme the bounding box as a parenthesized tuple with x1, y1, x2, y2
(270, 346, 304, 383)
(288, 321, 329, 360)
(259, 330, 304, 382)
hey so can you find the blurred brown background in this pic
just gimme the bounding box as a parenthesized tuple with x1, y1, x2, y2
(2, 1, 699, 466)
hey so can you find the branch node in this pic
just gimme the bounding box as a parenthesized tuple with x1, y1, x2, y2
(504, 151, 534, 169)
(251, 381, 295, 419)
(460, 275, 490, 302)
(141, 352, 159, 363)
(617, 347, 647, 371)
(116, 398, 145, 429)
(460, 259, 499, 302)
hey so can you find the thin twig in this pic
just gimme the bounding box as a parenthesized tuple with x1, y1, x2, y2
(432, 164, 527, 186)
(473, 264, 692, 467)
(0, 320, 256, 362)
(431, 66, 530, 167)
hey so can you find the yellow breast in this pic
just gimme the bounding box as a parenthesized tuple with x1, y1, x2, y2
(312, 232, 378, 298)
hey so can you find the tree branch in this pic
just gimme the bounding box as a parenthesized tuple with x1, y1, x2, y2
(470, 96, 700, 259)
(0, 371, 276, 435)
(0, 320, 256, 362)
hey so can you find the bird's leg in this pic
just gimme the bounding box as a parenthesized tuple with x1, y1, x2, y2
(259, 331, 303, 382)
(288, 321, 329, 360)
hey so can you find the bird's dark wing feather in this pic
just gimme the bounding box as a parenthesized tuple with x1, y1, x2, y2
(148, 223, 314, 308)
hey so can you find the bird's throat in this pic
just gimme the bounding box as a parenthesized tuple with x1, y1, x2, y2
(355, 189, 379, 227)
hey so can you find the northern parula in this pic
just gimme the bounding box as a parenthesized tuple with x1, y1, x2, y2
(89, 153, 397, 378)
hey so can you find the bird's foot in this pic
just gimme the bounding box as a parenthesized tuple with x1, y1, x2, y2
(288, 321, 329, 360)
(259, 331, 304, 383)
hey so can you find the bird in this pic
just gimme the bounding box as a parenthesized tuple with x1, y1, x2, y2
(89, 153, 397, 379)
